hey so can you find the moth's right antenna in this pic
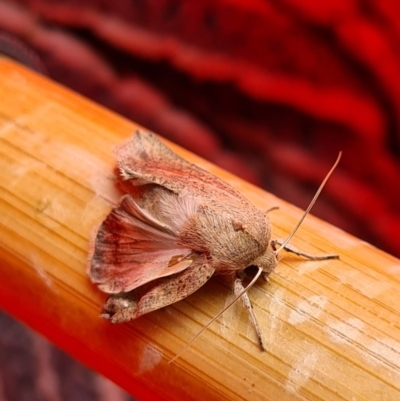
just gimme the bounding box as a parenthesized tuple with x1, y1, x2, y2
(274, 152, 342, 255)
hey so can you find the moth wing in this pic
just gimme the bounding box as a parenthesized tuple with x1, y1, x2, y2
(103, 256, 215, 322)
(126, 257, 215, 319)
(115, 130, 242, 201)
(89, 195, 197, 294)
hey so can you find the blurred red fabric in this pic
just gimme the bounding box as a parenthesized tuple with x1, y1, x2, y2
(1, 0, 399, 257)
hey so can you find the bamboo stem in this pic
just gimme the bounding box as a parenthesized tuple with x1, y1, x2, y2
(0, 56, 399, 400)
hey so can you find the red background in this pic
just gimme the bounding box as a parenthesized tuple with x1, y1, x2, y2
(1, 0, 399, 257)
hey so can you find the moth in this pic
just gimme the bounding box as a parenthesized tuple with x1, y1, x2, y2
(89, 130, 339, 350)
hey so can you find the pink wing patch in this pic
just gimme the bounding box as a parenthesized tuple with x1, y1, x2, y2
(116, 131, 243, 202)
(89, 195, 196, 294)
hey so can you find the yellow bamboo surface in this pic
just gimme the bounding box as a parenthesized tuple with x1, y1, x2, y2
(0, 56, 400, 401)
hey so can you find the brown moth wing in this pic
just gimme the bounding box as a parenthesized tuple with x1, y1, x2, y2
(103, 255, 215, 322)
(89, 195, 197, 294)
(116, 130, 247, 203)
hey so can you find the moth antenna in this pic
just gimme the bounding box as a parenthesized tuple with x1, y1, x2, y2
(169, 267, 263, 364)
(275, 151, 342, 255)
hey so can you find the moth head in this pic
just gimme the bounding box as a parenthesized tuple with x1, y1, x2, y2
(253, 246, 278, 278)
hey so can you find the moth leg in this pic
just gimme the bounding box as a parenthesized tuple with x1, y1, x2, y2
(271, 239, 339, 260)
(102, 260, 215, 323)
(233, 275, 266, 351)
(101, 292, 138, 323)
(266, 206, 279, 214)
